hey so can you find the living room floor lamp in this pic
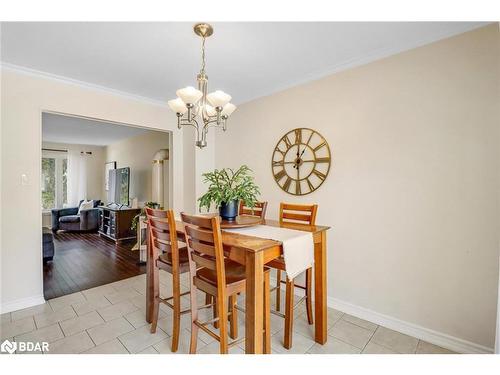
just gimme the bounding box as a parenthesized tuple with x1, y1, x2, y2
(152, 149, 169, 208)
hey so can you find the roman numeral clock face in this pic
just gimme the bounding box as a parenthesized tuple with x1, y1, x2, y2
(272, 128, 331, 195)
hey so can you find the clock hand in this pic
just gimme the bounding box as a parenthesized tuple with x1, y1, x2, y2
(295, 144, 301, 168)
(294, 141, 305, 169)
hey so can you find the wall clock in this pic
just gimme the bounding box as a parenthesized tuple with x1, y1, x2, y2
(272, 128, 331, 195)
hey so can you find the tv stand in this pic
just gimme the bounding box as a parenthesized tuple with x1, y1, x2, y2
(98, 206, 141, 243)
(106, 203, 128, 210)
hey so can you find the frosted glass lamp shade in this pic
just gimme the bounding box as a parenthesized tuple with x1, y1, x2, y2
(205, 105, 217, 117)
(168, 98, 188, 114)
(221, 103, 236, 116)
(207, 90, 232, 108)
(176, 86, 203, 105)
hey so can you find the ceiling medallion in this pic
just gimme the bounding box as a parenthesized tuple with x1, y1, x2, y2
(168, 23, 236, 149)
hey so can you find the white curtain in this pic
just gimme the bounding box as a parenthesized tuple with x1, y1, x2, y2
(67, 150, 89, 207)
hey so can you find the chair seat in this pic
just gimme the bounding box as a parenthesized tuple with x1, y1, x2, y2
(157, 246, 190, 273)
(197, 259, 246, 286)
(267, 256, 313, 275)
(267, 256, 286, 271)
(59, 215, 80, 223)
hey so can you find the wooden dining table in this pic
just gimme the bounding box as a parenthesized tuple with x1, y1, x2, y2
(145, 217, 330, 354)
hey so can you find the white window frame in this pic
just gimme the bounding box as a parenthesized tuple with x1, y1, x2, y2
(42, 150, 68, 212)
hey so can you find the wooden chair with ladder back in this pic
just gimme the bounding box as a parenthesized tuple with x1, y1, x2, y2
(205, 200, 268, 322)
(181, 212, 272, 354)
(146, 208, 192, 352)
(238, 200, 268, 219)
(267, 203, 318, 349)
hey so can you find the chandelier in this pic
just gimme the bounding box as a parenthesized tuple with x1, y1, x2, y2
(168, 23, 236, 148)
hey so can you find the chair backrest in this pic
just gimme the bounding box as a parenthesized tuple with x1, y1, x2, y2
(145, 208, 180, 269)
(181, 213, 226, 290)
(279, 203, 318, 226)
(239, 200, 268, 219)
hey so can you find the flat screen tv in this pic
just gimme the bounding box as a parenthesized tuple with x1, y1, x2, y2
(107, 167, 130, 207)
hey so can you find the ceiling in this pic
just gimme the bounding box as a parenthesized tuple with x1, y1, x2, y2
(1, 22, 488, 105)
(42, 113, 153, 146)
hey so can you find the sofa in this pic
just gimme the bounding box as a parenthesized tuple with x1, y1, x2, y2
(51, 200, 102, 233)
(42, 227, 54, 263)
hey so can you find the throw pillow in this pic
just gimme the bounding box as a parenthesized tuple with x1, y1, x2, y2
(78, 200, 94, 214)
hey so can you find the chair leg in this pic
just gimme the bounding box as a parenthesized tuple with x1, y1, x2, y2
(213, 296, 220, 329)
(171, 273, 181, 352)
(264, 270, 271, 354)
(205, 294, 219, 329)
(150, 264, 160, 334)
(229, 295, 238, 339)
(189, 286, 199, 354)
(305, 268, 314, 325)
(275, 269, 282, 311)
(189, 323, 199, 354)
(218, 294, 229, 354)
(284, 278, 294, 350)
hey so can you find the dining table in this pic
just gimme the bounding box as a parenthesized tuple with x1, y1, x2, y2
(145, 216, 330, 354)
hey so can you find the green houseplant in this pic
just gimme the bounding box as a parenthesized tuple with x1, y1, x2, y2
(198, 165, 260, 221)
(131, 201, 160, 231)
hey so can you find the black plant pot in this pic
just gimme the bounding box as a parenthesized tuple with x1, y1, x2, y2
(219, 200, 239, 221)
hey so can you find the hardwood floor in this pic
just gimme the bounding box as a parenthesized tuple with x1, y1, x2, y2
(43, 231, 145, 300)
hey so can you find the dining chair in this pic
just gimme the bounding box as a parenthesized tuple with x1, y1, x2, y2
(146, 208, 191, 353)
(267, 203, 318, 349)
(181, 212, 271, 354)
(203, 200, 267, 331)
(239, 200, 268, 219)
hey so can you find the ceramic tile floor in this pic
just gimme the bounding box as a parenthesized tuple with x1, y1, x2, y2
(1, 272, 456, 354)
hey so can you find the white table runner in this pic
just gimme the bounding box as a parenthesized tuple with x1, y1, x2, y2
(223, 225, 314, 279)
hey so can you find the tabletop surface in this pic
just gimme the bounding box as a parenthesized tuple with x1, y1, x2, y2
(174, 217, 330, 253)
(219, 215, 263, 228)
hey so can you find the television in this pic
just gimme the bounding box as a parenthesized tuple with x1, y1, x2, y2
(107, 167, 130, 207)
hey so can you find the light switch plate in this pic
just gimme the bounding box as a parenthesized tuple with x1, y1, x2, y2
(21, 173, 29, 185)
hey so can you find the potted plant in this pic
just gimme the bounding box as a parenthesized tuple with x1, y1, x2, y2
(131, 201, 160, 231)
(198, 165, 260, 221)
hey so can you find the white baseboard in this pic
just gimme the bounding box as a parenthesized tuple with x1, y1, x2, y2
(270, 276, 493, 354)
(329, 297, 494, 354)
(0, 295, 46, 314)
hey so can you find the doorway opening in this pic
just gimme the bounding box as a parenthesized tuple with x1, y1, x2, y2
(41, 111, 172, 300)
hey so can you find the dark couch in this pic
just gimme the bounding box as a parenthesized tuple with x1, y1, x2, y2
(51, 200, 102, 233)
(42, 227, 54, 263)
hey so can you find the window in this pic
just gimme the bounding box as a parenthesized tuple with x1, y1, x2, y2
(41, 151, 68, 210)
(41, 157, 56, 209)
(62, 158, 68, 205)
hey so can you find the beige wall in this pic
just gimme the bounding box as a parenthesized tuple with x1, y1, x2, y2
(0, 67, 212, 312)
(215, 25, 500, 350)
(182, 120, 217, 213)
(104, 131, 170, 205)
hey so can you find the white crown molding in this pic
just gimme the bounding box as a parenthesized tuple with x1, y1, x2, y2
(238, 22, 490, 105)
(0, 294, 46, 314)
(0, 62, 168, 108)
(329, 297, 494, 354)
